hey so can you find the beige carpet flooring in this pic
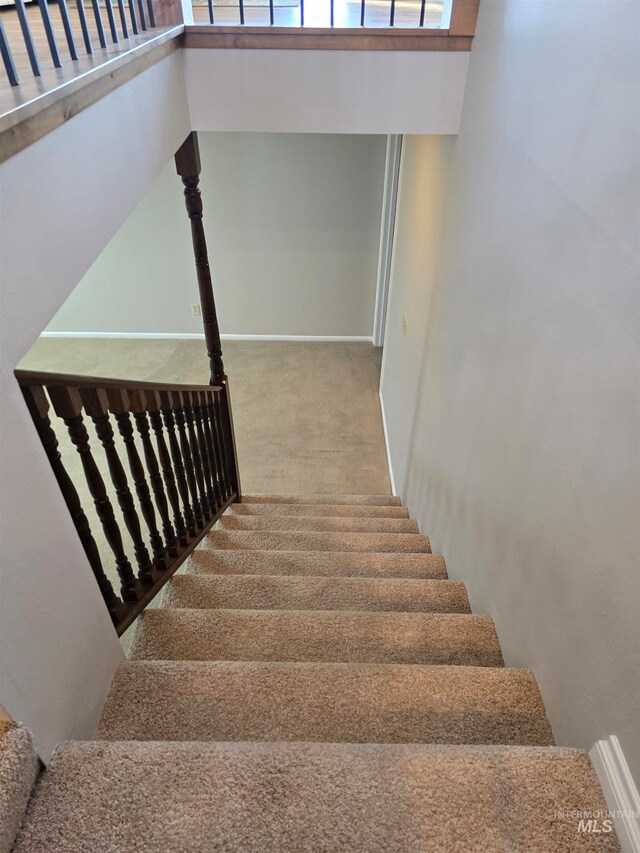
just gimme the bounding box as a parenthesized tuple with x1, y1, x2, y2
(128, 608, 503, 665)
(187, 546, 449, 577)
(162, 573, 472, 612)
(20, 338, 390, 495)
(14, 741, 617, 853)
(0, 721, 39, 853)
(98, 660, 553, 745)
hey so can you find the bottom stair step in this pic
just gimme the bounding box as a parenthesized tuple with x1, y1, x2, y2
(98, 661, 554, 746)
(15, 741, 617, 853)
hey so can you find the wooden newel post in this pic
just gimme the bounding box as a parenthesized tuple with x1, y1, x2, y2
(175, 131, 225, 385)
(174, 131, 242, 500)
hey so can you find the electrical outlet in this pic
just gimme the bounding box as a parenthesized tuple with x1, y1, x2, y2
(402, 313, 409, 336)
(191, 303, 202, 317)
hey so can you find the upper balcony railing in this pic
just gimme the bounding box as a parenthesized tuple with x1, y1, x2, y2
(0, 0, 180, 90)
(0, 0, 478, 87)
(0, 0, 477, 160)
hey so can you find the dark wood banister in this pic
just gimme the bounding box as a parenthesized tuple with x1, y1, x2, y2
(17, 372, 239, 635)
(15, 369, 222, 394)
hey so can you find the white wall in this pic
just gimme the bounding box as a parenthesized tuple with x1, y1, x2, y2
(0, 52, 191, 760)
(185, 49, 469, 135)
(379, 134, 455, 491)
(46, 132, 387, 338)
(381, 0, 640, 784)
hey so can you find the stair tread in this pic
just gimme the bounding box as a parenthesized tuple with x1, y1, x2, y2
(242, 494, 402, 506)
(130, 608, 503, 666)
(98, 661, 553, 746)
(205, 530, 431, 554)
(218, 515, 419, 534)
(231, 502, 411, 518)
(163, 573, 470, 612)
(187, 549, 447, 578)
(15, 741, 615, 853)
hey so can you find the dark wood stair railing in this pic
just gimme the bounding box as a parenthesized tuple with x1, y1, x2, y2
(175, 131, 243, 504)
(15, 370, 240, 635)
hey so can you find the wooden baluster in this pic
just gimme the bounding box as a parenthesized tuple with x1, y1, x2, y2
(129, 390, 179, 558)
(175, 131, 242, 500)
(47, 385, 143, 602)
(195, 390, 220, 511)
(80, 387, 155, 587)
(218, 384, 242, 500)
(183, 391, 211, 521)
(107, 388, 166, 580)
(209, 392, 231, 500)
(206, 390, 227, 508)
(21, 385, 126, 624)
(146, 391, 190, 546)
(158, 391, 199, 536)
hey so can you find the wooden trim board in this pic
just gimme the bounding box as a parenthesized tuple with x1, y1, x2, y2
(184, 25, 472, 50)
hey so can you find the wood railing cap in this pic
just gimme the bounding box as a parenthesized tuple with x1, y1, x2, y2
(15, 368, 222, 395)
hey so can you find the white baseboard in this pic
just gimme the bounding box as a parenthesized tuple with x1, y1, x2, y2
(40, 331, 205, 340)
(221, 334, 373, 343)
(589, 736, 640, 852)
(378, 390, 396, 496)
(40, 332, 373, 343)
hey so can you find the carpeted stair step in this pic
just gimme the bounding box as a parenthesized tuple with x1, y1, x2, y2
(187, 549, 447, 578)
(231, 502, 411, 519)
(0, 721, 40, 853)
(130, 609, 502, 666)
(205, 530, 431, 554)
(98, 661, 554, 746)
(14, 741, 617, 853)
(163, 573, 470, 613)
(217, 514, 419, 534)
(242, 494, 402, 506)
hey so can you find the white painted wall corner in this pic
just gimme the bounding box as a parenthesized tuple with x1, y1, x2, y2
(373, 134, 403, 348)
(590, 736, 640, 853)
(378, 390, 396, 496)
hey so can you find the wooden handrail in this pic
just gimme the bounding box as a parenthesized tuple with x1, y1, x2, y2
(15, 368, 222, 394)
(16, 370, 240, 635)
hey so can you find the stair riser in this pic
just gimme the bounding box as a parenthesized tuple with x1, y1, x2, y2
(130, 610, 503, 667)
(187, 550, 448, 579)
(242, 494, 402, 506)
(217, 516, 419, 534)
(205, 531, 431, 554)
(98, 662, 554, 747)
(231, 503, 411, 519)
(163, 575, 470, 613)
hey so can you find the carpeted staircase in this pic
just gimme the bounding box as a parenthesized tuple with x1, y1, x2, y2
(13, 495, 619, 851)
